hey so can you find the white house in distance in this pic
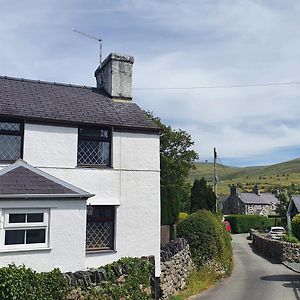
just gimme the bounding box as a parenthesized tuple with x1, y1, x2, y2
(0, 53, 161, 277)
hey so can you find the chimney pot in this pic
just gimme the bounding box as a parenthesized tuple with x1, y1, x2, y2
(95, 53, 134, 100)
(253, 185, 260, 195)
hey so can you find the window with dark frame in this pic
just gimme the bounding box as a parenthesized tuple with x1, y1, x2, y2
(0, 121, 23, 162)
(77, 127, 111, 166)
(86, 206, 115, 251)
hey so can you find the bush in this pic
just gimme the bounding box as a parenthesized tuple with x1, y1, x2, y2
(0, 264, 67, 300)
(292, 214, 300, 240)
(66, 257, 154, 300)
(178, 212, 189, 221)
(283, 234, 299, 244)
(177, 210, 232, 275)
(225, 215, 276, 234)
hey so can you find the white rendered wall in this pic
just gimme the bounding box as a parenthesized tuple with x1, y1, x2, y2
(2, 123, 161, 275)
(85, 171, 161, 276)
(0, 199, 86, 272)
(23, 123, 78, 168)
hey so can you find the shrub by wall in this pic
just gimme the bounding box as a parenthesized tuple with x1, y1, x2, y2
(0, 264, 67, 300)
(225, 215, 275, 234)
(292, 214, 300, 241)
(65, 257, 155, 300)
(177, 210, 232, 276)
(0, 258, 154, 300)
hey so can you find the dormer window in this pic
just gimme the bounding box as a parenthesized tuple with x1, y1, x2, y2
(77, 127, 111, 167)
(0, 121, 23, 163)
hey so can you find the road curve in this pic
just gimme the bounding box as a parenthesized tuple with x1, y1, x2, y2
(193, 234, 300, 300)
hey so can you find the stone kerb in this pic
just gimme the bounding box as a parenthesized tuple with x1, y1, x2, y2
(160, 238, 194, 300)
(252, 231, 300, 263)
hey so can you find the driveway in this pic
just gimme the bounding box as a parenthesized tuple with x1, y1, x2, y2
(193, 233, 300, 300)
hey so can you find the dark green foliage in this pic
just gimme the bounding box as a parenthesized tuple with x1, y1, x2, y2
(146, 112, 198, 225)
(275, 193, 289, 225)
(161, 184, 182, 225)
(283, 234, 299, 244)
(292, 214, 300, 241)
(190, 178, 216, 213)
(67, 257, 154, 300)
(225, 215, 276, 234)
(0, 264, 67, 300)
(177, 210, 232, 275)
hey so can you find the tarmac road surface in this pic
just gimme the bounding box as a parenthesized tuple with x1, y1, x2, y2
(193, 234, 300, 300)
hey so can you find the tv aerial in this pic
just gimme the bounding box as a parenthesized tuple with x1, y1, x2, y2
(72, 28, 103, 67)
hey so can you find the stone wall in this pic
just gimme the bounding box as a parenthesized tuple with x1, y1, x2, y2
(160, 238, 194, 299)
(252, 232, 300, 263)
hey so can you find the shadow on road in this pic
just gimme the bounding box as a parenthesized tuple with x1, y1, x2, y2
(261, 274, 300, 300)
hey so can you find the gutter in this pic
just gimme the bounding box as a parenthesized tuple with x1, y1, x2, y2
(0, 193, 95, 200)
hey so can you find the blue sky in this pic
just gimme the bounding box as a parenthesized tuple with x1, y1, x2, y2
(1, 0, 300, 167)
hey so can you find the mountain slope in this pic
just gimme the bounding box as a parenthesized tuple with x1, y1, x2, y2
(190, 158, 300, 194)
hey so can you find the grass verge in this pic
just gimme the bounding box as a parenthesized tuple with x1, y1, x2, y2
(168, 266, 221, 300)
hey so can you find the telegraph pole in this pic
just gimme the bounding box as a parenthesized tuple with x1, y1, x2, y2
(213, 147, 218, 212)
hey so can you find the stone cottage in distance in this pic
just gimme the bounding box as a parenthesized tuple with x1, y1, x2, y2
(222, 185, 278, 216)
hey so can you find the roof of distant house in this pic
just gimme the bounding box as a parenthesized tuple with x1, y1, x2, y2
(0, 76, 159, 132)
(0, 160, 93, 199)
(291, 195, 300, 211)
(238, 192, 278, 205)
(218, 194, 229, 203)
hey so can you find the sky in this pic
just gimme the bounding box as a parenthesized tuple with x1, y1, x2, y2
(1, 0, 300, 167)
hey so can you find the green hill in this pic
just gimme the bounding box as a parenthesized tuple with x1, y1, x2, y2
(189, 158, 300, 194)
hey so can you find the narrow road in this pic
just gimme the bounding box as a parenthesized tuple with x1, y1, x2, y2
(194, 234, 300, 300)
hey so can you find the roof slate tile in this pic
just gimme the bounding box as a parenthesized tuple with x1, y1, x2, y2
(0, 76, 159, 131)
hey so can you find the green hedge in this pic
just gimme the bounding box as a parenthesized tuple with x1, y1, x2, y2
(0, 257, 154, 300)
(0, 264, 67, 300)
(292, 214, 300, 241)
(177, 210, 232, 275)
(225, 215, 276, 233)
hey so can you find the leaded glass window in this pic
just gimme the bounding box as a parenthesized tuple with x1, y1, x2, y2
(86, 206, 115, 251)
(0, 121, 23, 162)
(77, 127, 111, 166)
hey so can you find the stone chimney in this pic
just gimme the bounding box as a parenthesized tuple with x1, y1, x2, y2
(94, 53, 134, 100)
(230, 185, 238, 196)
(253, 185, 260, 195)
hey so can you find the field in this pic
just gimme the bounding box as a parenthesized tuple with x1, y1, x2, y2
(189, 157, 300, 195)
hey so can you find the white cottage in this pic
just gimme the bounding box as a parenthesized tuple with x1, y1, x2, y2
(0, 53, 161, 277)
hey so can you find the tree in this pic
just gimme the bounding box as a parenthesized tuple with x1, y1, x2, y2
(147, 112, 198, 219)
(276, 192, 289, 225)
(147, 112, 198, 187)
(190, 177, 216, 213)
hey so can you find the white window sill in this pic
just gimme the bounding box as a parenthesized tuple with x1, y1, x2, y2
(0, 247, 51, 254)
(86, 249, 117, 255)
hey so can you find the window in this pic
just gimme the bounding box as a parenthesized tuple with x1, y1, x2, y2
(77, 127, 111, 166)
(86, 206, 115, 251)
(2, 209, 49, 250)
(0, 121, 23, 162)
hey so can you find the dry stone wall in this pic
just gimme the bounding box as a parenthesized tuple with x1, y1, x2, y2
(160, 238, 194, 299)
(252, 231, 300, 263)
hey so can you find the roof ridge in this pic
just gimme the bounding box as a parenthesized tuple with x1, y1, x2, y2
(0, 75, 95, 90)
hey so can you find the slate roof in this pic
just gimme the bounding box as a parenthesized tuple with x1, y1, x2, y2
(0, 76, 159, 132)
(291, 196, 300, 211)
(218, 194, 229, 203)
(239, 192, 278, 205)
(0, 160, 93, 199)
